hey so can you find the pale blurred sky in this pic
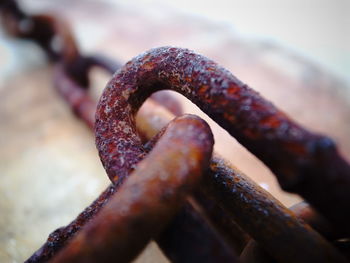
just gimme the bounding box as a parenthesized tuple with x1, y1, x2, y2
(107, 0, 350, 80)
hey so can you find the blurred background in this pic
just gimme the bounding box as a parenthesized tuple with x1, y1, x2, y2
(111, 0, 350, 80)
(0, 0, 349, 262)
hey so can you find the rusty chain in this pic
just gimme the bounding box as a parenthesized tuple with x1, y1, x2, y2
(1, 0, 350, 262)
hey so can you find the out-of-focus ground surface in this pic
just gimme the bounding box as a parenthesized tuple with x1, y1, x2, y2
(0, 0, 349, 262)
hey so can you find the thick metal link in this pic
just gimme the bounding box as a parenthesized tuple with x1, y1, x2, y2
(2, 1, 350, 262)
(51, 115, 216, 263)
(97, 46, 350, 235)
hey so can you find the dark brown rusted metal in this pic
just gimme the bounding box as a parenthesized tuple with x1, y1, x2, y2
(0, 0, 54, 55)
(96, 48, 347, 261)
(202, 156, 347, 262)
(240, 240, 275, 263)
(51, 115, 215, 263)
(3, 1, 350, 262)
(91, 79, 239, 261)
(142, 121, 241, 261)
(157, 200, 237, 263)
(53, 60, 182, 130)
(194, 188, 250, 253)
(27, 107, 236, 263)
(25, 185, 116, 263)
(98, 46, 350, 234)
(52, 54, 121, 129)
(240, 202, 349, 263)
(137, 99, 349, 261)
(334, 239, 350, 260)
(54, 62, 96, 129)
(290, 201, 343, 240)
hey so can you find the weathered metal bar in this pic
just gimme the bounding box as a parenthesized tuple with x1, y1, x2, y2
(98, 46, 350, 234)
(4, 2, 349, 261)
(51, 115, 215, 263)
(156, 200, 238, 263)
(202, 156, 347, 262)
(194, 189, 250, 253)
(240, 202, 349, 263)
(290, 201, 343, 240)
(25, 185, 116, 263)
(26, 101, 237, 263)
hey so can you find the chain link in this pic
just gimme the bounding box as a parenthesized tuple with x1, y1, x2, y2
(1, 1, 349, 262)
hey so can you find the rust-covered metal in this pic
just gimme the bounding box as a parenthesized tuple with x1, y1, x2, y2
(290, 201, 342, 240)
(25, 185, 116, 263)
(1, 1, 183, 120)
(26, 108, 237, 263)
(96, 45, 347, 260)
(194, 187, 250, 253)
(98, 46, 350, 234)
(142, 123, 241, 262)
(53, 62, 97, 129)
(51, 115, 215, 263)
(141, 116, 332, 263)
(137, 97, 349, 262)
(240, 240, 275, 263)
(157, 201, 238, 263)
(203, 156, 347, 263)
(3, 1, 350, 262)
(240, 202, 349, 263)
(53, 61, 182, 130)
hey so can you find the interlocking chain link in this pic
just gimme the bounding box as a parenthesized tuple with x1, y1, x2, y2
(1, 1, 349, 262)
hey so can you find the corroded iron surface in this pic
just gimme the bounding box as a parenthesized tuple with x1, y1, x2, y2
(157, 201, 238, 263)
(2, 1, 350, 262)
(203, 156, 347, 262)
(26, 103, 238, 263)
(25, 185, 116, 263)
(52, 115, 214, 263)
(97, 46, 350, 233)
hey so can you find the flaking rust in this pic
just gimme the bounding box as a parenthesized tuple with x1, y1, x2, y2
(32, 45, 348, 262)
(97, 46, 350, 234)
(3, 1, 350, 261)
(25, 185, 116, 263)
(52, 115, 215, 263)
(27, 101, 238, 263)
(92, 46, 347, 262)
(202, 156, 347, 263)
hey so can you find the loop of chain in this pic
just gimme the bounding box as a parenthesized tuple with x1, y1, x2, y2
(1, 1, 350, 263)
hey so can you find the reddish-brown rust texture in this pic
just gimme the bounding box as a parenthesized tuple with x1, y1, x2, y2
(290, 201, 343, 240)
(240, 202, 349, 263)
(1, 1, 183, 117)
(142, 122, 241, 261)
(27, 72, 185, 262)
(157, 201, 238, 263)
(26, 110, 234, 263)
(136, 99, 348, 259)
(52, 54, 122, 129)
(25, 185, 116, 263)
(5, 1, 349, 259)
(146, 119, 249, 254)
(51, 115, 214, 263)
(97, 46, 350, 233)
(54, 63, 96, 129)
(194, 188, 250, 253)
(53, 56, 181, 130)
(203, 156, 347, 263)
(95, 51, 346, 261)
